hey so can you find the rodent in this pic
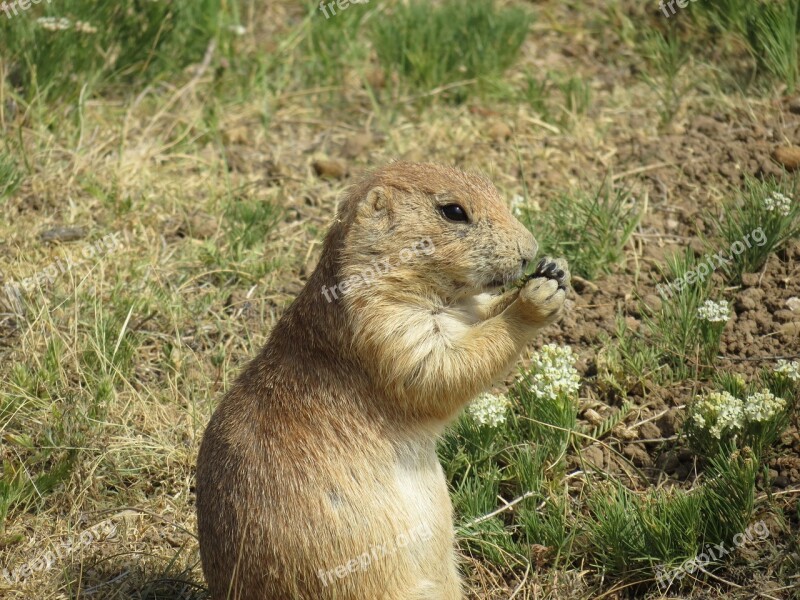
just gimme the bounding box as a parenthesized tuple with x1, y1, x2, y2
(195, 161, 570, 600)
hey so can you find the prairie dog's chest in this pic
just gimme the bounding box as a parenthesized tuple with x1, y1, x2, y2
(391, 435, 452, 553)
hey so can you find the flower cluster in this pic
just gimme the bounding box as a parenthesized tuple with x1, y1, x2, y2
(764, 191, 792, 217)
(697, 299, 730, 323)
(528, 344, 581, 400)
(775, 359, 800, 382)
(691, 391, 743, 439)
(743, 390, 787, 423)
(36, 16, 71, 31)
(467, 392, 511, 428)
(690, 388, 787, 439)
(36, 17, 97, 33)
(510, 194, 525, 218)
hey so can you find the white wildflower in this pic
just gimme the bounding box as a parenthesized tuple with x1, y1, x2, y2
(510, 194, 525, 218)
(744, 389, 786, 422)
(467, 392, 511, 428)
(697, 299, 730, 323)
(764, 192, 792, 217)
(228, 24, 247, 36)
(528, 344, 581, 400)
(691, 391, 744, 439)
(775, 359, 800, 382)
(37, 17, 72, 31)
(74, 20, 98, 34)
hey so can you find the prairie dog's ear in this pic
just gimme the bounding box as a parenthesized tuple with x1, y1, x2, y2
(358, 186, 393, 223)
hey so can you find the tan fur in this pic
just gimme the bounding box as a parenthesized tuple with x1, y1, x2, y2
(196, 162, 570, 600)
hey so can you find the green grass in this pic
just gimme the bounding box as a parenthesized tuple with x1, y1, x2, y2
(519, 180, 640, 280)
(371, 0, 532, 101)
(691, 0, 800, 92)
(301, 0, 372, 86)
(709, 175, 800, 283)
(640, 28, 692, 125)
(440, 344, 783, 593)
(0, 0, 238, 102)
(0, 150, 21, 202)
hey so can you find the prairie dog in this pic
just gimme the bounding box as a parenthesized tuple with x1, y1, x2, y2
(196, 162, 570, 600)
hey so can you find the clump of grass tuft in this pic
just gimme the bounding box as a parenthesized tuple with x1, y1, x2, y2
(646, 250, 725, 378)
(693, 0, 800, 91)
(709, 175, 800, 283)
(745, 0, 800, 92)
(640, 29, 691, 125)
(584, 450, 758, 586)
(597, 316, 665, 397)
(520, 181, 640, 280)
(371, 0, 532, 101)
(301, 0, 372, 86)
(0, 0, 237, 101)
(685, 373, 791, 459)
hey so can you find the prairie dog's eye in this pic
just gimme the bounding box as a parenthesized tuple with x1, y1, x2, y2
(439, 204, 469, 223)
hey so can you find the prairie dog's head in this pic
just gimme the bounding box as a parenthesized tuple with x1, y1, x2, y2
(335, 162, 536, 301)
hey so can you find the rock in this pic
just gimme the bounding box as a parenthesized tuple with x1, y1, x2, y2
(779, 322, 800, 338)
(657, 409, 682, 437)
(735, 288, 763, 312)
(656, 450, 680, 473)
(692, 115, 722, 136)
(641, 294, 662, 313)
(582, 408, 603, 425)
(740, 273, 760, 288)
(39, 227, 87, 243)
(624, 316, 641, 332)
(366, 68, 386, 90)
(773, 475, 789, 488)
(488, 121, 512, 143)
(342, 133, 373, 159)
(774, 309, 797, 323)
(623, 444, 652, 468)
(771, 146, 800, 171)
(185, 212, 217, 239)
(638, 421, 662, 440)
(789, 98, 800, 114)
(615, 426, 639, 441)
(582, 446, 604, 469)
(312, 157, 347, 179)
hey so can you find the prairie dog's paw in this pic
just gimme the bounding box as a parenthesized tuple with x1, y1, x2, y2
(528, 257, 570, 291)
(515, 257, 570, 326)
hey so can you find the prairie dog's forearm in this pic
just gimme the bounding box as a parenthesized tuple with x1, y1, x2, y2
(383, 302, 540, 415)
(475, 288, 520, 320)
